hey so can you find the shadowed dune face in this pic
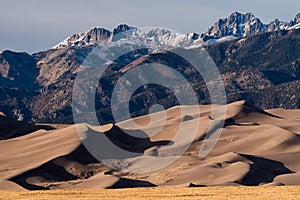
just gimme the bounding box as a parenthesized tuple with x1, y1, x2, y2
(104, 125, 173, 153)
(0, 113, 55, 139)
(1, 101, 300, 190)
(81, 125, 173, 156)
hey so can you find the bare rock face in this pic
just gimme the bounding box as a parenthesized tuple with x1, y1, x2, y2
(57, 28, 112, 48)
(205, 12, 267, 39)
(113, 24, 132, 34)
(0, 51, 39, 89)
(53, 24, 134, 49)
(294, 13, 300, 24)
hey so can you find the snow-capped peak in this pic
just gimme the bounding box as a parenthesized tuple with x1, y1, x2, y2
(204, 12, 267, 40)
(52, 24, 133, 49)
(203, 12, 300, 40)
(53, 12, 300, 50)
(52, 24, 204, 49)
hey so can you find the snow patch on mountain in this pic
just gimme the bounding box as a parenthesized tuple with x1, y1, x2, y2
(206, 36, 238, 45)
(289, 22, 300, 30)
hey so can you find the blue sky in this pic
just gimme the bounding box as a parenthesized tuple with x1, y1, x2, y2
(1, 0, 299, 53)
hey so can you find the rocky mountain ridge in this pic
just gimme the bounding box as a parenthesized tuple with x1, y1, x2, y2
(53, 12, 300, 49)
(0, 12, 300, 123)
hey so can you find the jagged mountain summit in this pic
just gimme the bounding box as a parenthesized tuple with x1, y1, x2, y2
(203, 12, 300, 40)
(53, 12, 300, 49)
(53, 24, 204, 49)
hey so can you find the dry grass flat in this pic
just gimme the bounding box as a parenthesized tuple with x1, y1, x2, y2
(1, 187, 300, 200)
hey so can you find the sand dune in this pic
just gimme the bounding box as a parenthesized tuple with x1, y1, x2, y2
(0, 113, 54, 140)
(1, 100, 300, 190)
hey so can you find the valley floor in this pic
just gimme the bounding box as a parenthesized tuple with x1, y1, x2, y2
(1, 186, 300, 200)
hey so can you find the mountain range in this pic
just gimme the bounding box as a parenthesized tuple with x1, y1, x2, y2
(53, 12, 300, 49)
(0, 12, 300, 123)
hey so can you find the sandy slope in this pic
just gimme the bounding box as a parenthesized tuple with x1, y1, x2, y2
(1, 101, 300, 190)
